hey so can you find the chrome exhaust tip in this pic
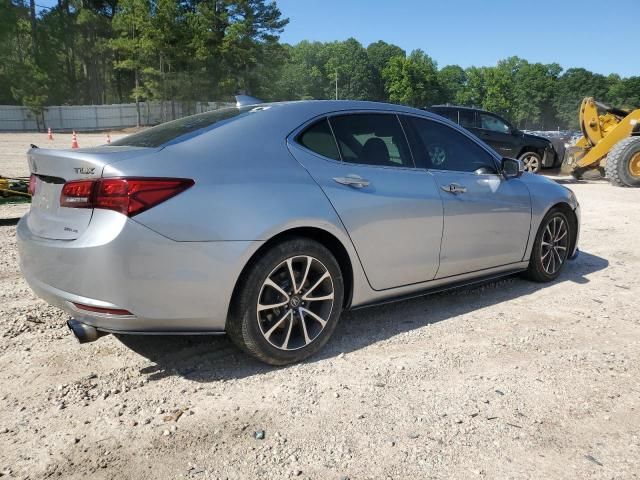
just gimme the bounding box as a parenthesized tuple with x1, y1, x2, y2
(67, 319, 108, 344)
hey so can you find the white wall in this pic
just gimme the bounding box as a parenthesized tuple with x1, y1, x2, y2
(0, 101, 233, 132)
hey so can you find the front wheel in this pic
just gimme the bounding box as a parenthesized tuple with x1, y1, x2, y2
(519, 151, 542, 173)
(227, 238, 344, 365)
(524, 209, 572, 282)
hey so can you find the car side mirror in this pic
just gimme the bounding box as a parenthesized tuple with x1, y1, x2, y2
(511, 128, 520, 135)
(501, 157, 524, 179)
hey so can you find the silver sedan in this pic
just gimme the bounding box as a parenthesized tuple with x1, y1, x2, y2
(17, 100, 580, 365)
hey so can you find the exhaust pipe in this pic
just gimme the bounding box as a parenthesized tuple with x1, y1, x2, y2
(67, 319, 108, 344)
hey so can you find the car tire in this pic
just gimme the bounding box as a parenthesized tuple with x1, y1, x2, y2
(523, 209, 572, 283)
(604, 136, 640, 187)
(519, 151, 542, 173)
(227, 237, 344, 365)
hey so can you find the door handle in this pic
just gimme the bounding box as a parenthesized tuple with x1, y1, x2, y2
(441, 183, 467, 194)
(333, 175, 370, 188)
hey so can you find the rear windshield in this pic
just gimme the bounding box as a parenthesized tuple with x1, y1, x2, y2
(111, 106, 249, 148)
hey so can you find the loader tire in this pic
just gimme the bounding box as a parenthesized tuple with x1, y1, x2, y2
(604, 136, 640, 187)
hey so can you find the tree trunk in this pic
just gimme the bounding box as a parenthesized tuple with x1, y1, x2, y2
(135, 69, 141, 127)
(29, 0, 37, 55)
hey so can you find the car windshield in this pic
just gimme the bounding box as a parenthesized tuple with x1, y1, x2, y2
(110, 106, 251, 148)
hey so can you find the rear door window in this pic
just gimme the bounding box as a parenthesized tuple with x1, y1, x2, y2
(297, 118, 341, 160)
(328, 114, 413, 167)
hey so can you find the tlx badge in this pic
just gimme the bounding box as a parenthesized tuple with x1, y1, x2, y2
(74, 167, 95, 175)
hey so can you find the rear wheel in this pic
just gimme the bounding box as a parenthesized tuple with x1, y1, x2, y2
(519, 151, 542, 173)
(524, 209, 572, 282)
(605, 136, 640, 187)
(227, 238, 344, 365)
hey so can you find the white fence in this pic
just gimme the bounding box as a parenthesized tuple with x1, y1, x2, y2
(0, 101, 233, 132)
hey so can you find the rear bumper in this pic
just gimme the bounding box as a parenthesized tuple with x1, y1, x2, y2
(17, 210, 263, 333)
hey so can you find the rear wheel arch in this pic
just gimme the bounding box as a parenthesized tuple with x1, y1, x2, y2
(229, 227, 354, 321)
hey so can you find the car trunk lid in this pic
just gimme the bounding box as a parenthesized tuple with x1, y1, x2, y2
(26, 146, 149, 240)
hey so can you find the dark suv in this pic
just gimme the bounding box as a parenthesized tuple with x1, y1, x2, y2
(427, 105, 556, 173)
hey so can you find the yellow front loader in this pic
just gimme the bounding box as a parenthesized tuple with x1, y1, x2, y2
(0, 176, 31, 199)
(561, 97, 640, 187)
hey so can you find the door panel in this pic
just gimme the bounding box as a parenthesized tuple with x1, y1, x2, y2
(288, 142, 443, 291)
(431, 171, 531, 278)
(401, 115, 532, 278)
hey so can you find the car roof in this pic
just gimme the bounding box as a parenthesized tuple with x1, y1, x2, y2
(230, 99, 453, 136)
(430, 104, 500, 116)
(260, 99, 443, 118)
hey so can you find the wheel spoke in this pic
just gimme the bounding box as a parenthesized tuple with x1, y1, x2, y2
(280, 311, 294, 350)
(286, 258, 298, 293)
(264, 309, 292, 340)
(553, 247, 564, 264)
(264, 278, 289, 301)
(297, 256, 312, 294)
(303, 292, 334, 302)
(298, 309, 312, 345)
(257, 299, 289, 312)
(304, 271, 330, 298)
(299, 307, 328, 328)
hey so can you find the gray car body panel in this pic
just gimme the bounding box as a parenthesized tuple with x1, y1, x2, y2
(17, 100, 580, 334)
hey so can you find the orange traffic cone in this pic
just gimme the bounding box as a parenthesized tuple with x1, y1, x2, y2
(106, 133, 111, 144)
(71, 131, 79, 149)
(47, 127, 53, 140)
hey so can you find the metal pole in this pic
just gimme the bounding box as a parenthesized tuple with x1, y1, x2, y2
(335, 69, 338, 100)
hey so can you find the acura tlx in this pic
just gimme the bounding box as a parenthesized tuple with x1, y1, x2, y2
(17, 97, 580, 365)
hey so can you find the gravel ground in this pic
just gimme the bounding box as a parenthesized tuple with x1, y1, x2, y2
(0, 133, 639, 479)
(0, 131, 127, 178)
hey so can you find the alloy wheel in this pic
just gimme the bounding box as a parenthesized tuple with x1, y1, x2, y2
(540, 215, 569, 275)
(256, 256, 334, 351)
(522, 154, 540, 173)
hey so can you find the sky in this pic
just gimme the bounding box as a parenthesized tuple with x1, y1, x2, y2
(35, 0, 639, 77)
(275, 0, 639, 77)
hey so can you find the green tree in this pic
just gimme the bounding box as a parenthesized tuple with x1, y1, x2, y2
(111, 0, 154, 125)
(608, 76, 640, 110)
(383, 49, 440, 107)
(555, 68, 612, 129)
(438, 65, 466, 105)
(366, 40, 404, 101)
(324, 38, 374, 100)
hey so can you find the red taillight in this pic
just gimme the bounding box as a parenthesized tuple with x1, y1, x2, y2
(72, 303, 132, 316)
(28, 174, 37, 196)
(60, 180, 94, 208)
(60, 177, 194, 217)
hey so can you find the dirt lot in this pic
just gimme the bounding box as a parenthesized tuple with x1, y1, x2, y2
(0, 131, 127, 178)
(1, 134, 639, 479)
